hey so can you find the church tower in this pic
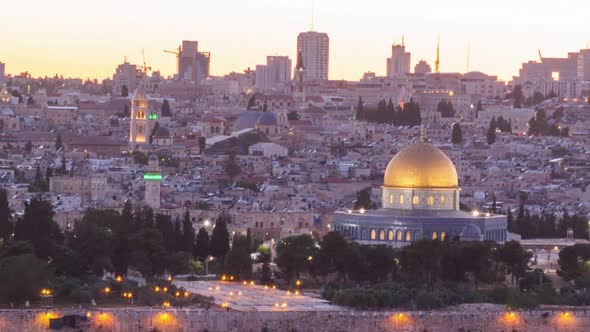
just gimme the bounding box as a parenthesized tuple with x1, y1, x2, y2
(129, 82, 150, 149)
(144, 154, 161, 209)
(293, 50, 306, 106)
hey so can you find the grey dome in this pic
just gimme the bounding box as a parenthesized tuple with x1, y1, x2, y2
(257, 112, 278, 126)
(1, 108, 14, 116)
(233, 110, 262, 132)
(153, 126, 170, 138)
(149, 154, 158, 162)
(460, 224, 482, 241)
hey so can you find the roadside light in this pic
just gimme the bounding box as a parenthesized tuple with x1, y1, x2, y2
(359, 208, 365, 214)
(221, 275, 227, 281)
(154, 286, 160, 292)
(184, 291, 189, 297)
(295, 290, 300, 295)
(274, 303, 279, 307)
(104, 287, 111, 294)
(250, 281, 254, 285)
(167, 276, 172, 282)
(281, 303, 287, 308)
(175, 291, 180, 297)
(242, 281, 247, 285)
(86, 312, 91, 318)
(272, 285, 277, 290)
(163, 287, 168, 292)
(115, 276, 123, 282)
(295, 280, 302, 286)
(230, 275, 234, 281)
(307, 256, 313, 261)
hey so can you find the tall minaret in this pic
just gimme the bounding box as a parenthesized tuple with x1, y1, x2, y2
(129, 82, 149, 149)
(144, 154, 161, 209)
(293, 49, 305, 106)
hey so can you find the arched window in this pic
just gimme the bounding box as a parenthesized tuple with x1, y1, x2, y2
(427, 196, 434, 205)
(432, 232, 438, 240)
(388, 230, 394, 241)
(379, 230, 385, 241)
(441, 232, 447, 241)
(389, 194, 393, 204)
(405, 230, 412, 242)
(399, 195, 405, 204)
(412, 196, 419, 205)
(440, 195, 445, 204)
(396, 230, 403, 241)
(370, 229, 376, 240)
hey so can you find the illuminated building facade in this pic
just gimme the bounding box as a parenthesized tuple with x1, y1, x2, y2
(129, 83, 150, 148)
(333, 141, 507, 247)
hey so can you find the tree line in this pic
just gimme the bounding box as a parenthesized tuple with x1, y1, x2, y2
(356, 97, 421, 126)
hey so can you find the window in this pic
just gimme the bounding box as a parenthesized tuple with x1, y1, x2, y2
(405, 230, 412, 242)
(396, 230, 403, 241)
(441, 232, 447, 241)
(370, 229, 376, 240)
(399, 195, 404, 204)
(412, 196, 419, 205)
(388, 230, 394, 241)
(389, 194, 393, 204)
(379, 230, 385, 241)
(255, 222, 258, 228)
(432, 232, 438, 240)
(440, 195, 445, 204)
(427, 196, 434, 205)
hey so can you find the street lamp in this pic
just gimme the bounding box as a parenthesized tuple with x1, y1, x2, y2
(204, 220, 211, 227)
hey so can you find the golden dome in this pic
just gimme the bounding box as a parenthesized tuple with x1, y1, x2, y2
(384, 142, 458, 189)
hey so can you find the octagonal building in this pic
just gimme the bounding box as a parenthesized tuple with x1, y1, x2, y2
(333, 141, 507, 247)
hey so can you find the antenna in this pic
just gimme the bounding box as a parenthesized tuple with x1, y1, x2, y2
(467, 41, 471, 72)
(402, 35, 405, 47)
(311, 0, 315, 31)
(435, 34, 440, 73)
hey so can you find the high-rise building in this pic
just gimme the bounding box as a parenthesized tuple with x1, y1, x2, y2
(178, 40, 199, 82)
(0, 62, 5, 84)
(578, 49, 590, 81)
(197, 52, 211, 80)
(144, 154, 161, 209)
(113, 61, 143, 96)
(255, 56, 292, 91)
(386, 44, 411, 78)
(296, 31, 329, 80)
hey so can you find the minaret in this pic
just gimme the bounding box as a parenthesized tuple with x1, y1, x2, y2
(144, 154, 161, 209)
(293, 49, 306, 106)
(435, 35, 440, 73)
(129, 82, 149, 149)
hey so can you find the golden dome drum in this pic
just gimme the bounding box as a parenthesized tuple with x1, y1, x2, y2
(383, 142, 458, 189)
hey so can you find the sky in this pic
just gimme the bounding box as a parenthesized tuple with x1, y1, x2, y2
(1, 0, 590, 82)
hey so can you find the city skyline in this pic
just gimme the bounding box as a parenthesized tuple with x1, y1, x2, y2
(2, 0, 590, 81)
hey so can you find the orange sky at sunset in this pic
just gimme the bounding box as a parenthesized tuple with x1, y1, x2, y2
(1, 0, 589, 81)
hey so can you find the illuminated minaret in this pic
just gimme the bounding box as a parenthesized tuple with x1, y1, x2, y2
(435, 35, 441, 73)
(129, 82, 150, 149)
(144, 154, 161, 209)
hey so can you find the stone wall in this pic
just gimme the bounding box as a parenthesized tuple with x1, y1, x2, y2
(0, 308, 589, 331)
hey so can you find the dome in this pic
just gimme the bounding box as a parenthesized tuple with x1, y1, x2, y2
(257, 112, 278, 126)
(233, 110, 262, 132)
(148, 154, 158, 162)
(460, 224, 482, 241)
(153, 126, 170, 138)
(384, 142, 458, 188)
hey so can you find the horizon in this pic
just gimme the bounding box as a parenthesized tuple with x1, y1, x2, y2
(2, 0, 590, 81)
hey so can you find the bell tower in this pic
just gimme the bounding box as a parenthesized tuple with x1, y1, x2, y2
(144, 154, 161, 209)
(129, 82, 150, 149)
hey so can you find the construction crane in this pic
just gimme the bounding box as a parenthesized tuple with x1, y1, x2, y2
(163, 46, 182, 75)
(538, 49, 543, 62)
(139, 48, 151, 73)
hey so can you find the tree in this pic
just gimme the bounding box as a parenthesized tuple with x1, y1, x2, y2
(475, 101, 483, 118)
(512, 84, 523, 108)
(247, 94, 256, 109)
(355, 96, 364, 120)
(0, 189, 12, 241)
(557, 244, 590, 281)
(121, 85, 129, 97)
(60, 156, 67, 175)
(287, 110, 299, 121)
(399, 239, 445, 285)
(70, 217, 115, 276)
(494, 240, 532, 287)
(486, 121, 497, 145)
(45, 167, 53, 185)
(173, 219, 182, 252)
(198, 136, 206, 154)
(0, 254, 51, 304)
(128, 228, 168, 280)
(194, 227, 210, 261)
(155, 214, 175, 252)
(259, 250, 272, 285)
(27, 96, 35, 105)
(13, 196, 63, 260)
(275, 234, 316, 282)
(451, 123, 463, 144)
(55, 133, 63, 151)
(181, 210, 195, 253)
(161, 99, 172, 117)
(25, 141, 32, 153)
(437, 99, 455, 117)
(224, 235, 253, 280)
(224, 154, 241, 182)
(209, 214, 230, 260)
(353, 188, 373, 210)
